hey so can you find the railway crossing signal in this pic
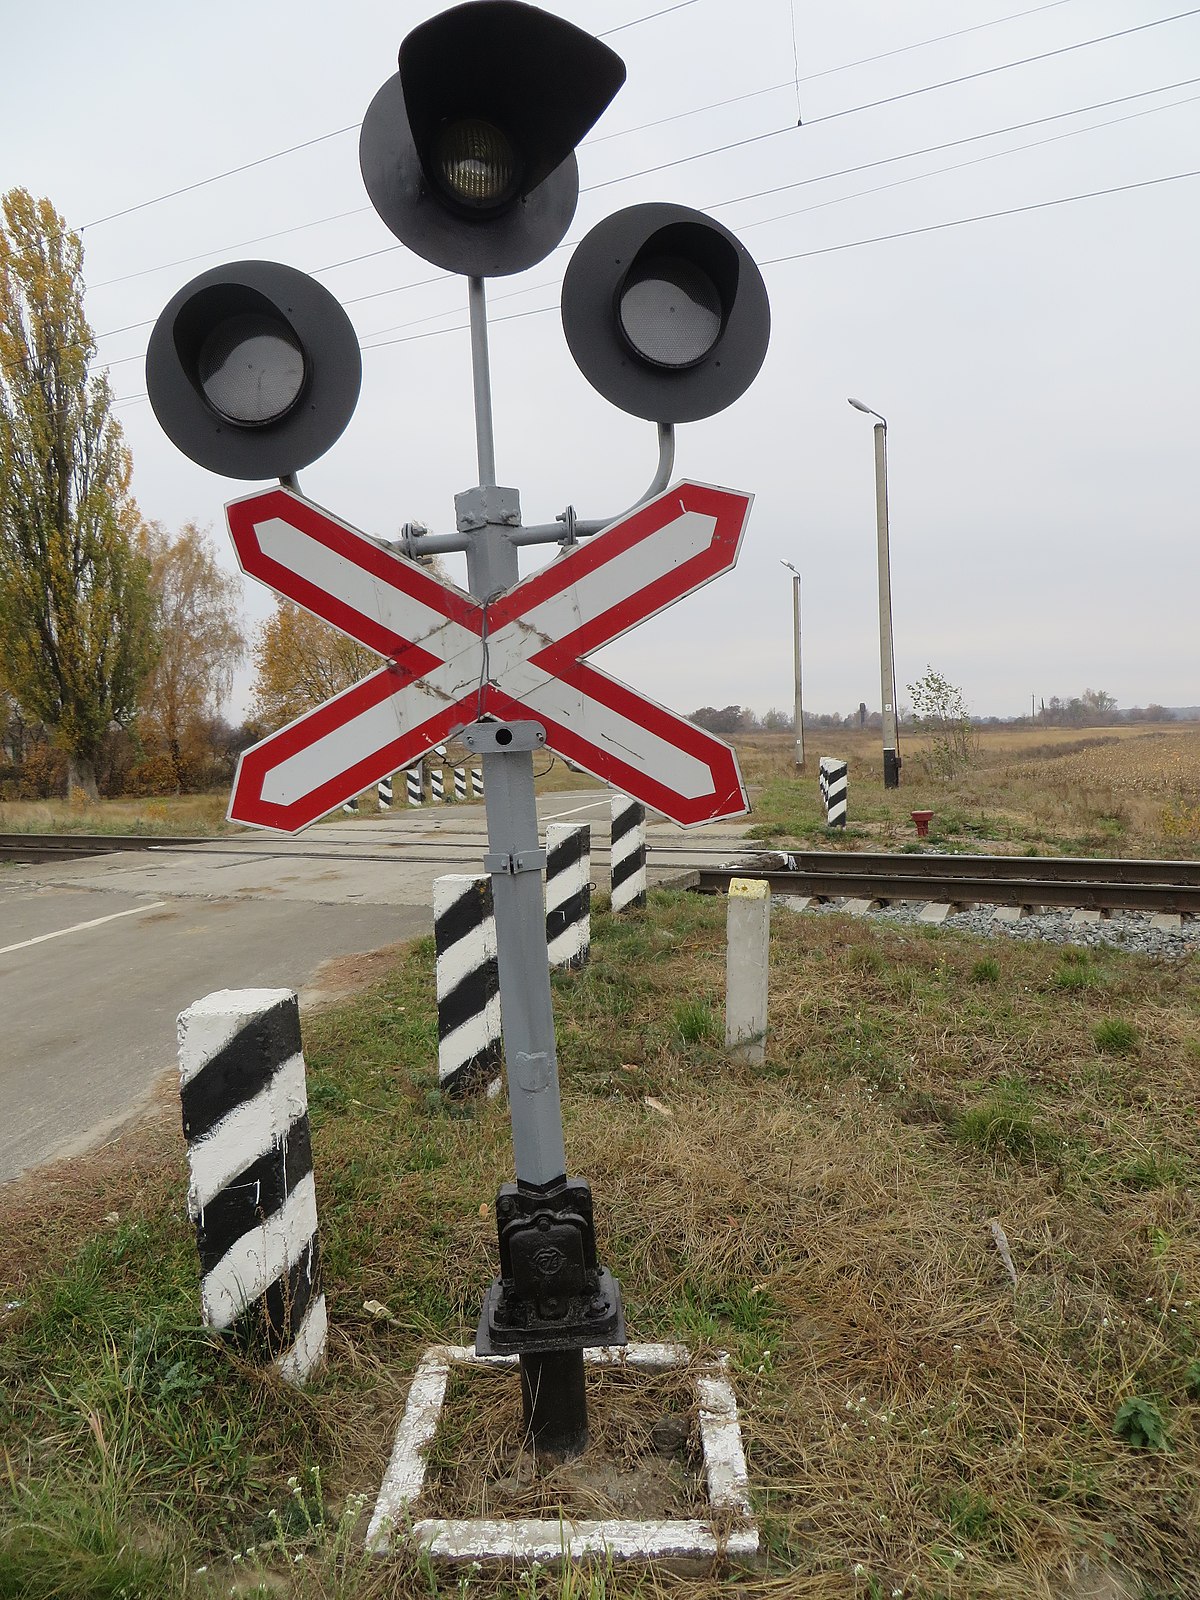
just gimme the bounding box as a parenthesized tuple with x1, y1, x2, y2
(225, 481, 753, 834)
(147, 0, 773, 1468)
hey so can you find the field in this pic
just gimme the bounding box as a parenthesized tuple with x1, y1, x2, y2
(739, 722, 1200, 858)
(3, 884, 1200, 1599)
(3, 723, 1198, 857)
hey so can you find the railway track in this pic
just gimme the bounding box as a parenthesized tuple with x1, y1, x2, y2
(697, 852, 1200, 917)
(3, 833, 1197, 918)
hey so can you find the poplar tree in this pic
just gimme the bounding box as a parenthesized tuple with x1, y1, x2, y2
(0, 188, 155, 798)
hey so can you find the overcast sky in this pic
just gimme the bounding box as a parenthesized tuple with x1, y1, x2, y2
(5, 0, 1198, 722)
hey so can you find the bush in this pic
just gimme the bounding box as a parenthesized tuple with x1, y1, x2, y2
(125, 753, 179, 797)
(16, 742, 67, 798)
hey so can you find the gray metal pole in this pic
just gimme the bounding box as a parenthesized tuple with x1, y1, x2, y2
(467, 277, 497, 490)
(873, 421, 901, 788)
(461, 276, 594, 1459)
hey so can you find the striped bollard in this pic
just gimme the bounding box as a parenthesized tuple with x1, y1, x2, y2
(610, 793, 647, 913)
(434, 874, 502, 1097)
(471, 767, 484, 800)
(454, 766, 467, 802)
(546, 823, 591, 970)
(378, 774, 393, 810)
(177, 989, 326, 1384)
(406, 767, 423, 807)
(342, 794, 358, 816)
(820, 756, 848, 828)
(430, 768, 445, 803)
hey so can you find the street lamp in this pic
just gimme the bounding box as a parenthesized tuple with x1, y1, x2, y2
(779, 560, 804, 769)
(848, 397, 901, 787)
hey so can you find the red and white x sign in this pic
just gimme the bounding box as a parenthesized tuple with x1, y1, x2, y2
(226, 481, 752, 832)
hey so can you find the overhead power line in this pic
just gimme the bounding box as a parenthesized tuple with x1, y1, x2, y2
(597, 0, 699, 37)
(803, 5, 1200, 126)
(106, 157, 1200, 404)
(92, 69, 1200, 334)
(758, 165, 1200, 267)
(584, 6, 1200, 192)
(75, 0, 1099, 238)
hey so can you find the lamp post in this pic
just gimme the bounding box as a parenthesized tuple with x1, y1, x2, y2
(847, 398, 901, 787)
(779, 560, 804, 769)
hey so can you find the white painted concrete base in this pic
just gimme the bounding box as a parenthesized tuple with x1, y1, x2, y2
(366, 1342, 759, 1567)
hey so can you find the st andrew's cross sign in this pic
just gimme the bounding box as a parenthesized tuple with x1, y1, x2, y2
(227, 481, 753, 832)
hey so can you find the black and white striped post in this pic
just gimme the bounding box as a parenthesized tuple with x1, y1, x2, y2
(378, 774, 393, 810)
(431, 767, 445, 804)
(177, 989, 326, 1384)
(454, 766, 468, 802)
(820, 756, 848, 828)
(471, 767, 484, 800)
(609, 793, 647, 913)
(545, 823, 591, 969)
(407, 767, 423, 807)
(342, 793, 359, 816)
(433, 874, 503, 1097)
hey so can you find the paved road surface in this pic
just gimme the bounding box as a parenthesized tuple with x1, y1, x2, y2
(0, 792, 751, 1182)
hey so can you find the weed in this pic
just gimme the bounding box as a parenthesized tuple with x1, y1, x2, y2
(971, 957, 1000, 983)
(1093, 1018, 1138, 1055)
(956, 1077, 1055, 1159)
(673, 998, 720, 1044)
(1113, 1396, 1169, 1449)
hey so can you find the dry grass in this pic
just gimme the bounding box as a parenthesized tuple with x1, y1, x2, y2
(739, 723, 1200, 857)
(3, 895, 1199, 1598)
(0, 791, 233, 835)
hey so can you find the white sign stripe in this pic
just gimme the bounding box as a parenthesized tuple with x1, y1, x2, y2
(255, 518, 474, 651)
(1, 900, 167, 956)
(199, 1172, 318, 1329)
(513, 510, 718, 650)
(187, 1053, 309, 1212)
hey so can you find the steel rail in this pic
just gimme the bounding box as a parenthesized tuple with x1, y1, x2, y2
(694, 865, 1200, 915)
(759, 849, 1200, 886)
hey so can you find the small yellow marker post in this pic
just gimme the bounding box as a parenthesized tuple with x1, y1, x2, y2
(725, 877, 770, 1065)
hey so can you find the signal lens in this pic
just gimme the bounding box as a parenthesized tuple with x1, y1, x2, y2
(197, 313, 306, 426)
(618, 256, 723, 369)
(433, 119, 519, 209)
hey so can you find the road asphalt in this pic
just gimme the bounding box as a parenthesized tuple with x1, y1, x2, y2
(0, 792, 753, 1183)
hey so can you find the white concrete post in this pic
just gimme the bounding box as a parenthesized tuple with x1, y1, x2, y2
(725, 879, 770, 1064)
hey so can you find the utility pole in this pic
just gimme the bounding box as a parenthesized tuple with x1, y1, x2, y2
(848, 398, 900, 787)
(780, 560, 804, 768)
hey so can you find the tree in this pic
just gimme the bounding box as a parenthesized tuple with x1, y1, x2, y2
(0, 189, 155, 797)
(138, 522, 246, 787)
(906, 665, 979, 780)
(251, 600, 379, 730)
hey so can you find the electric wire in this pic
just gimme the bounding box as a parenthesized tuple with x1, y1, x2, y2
(89, 71, 1200, 347)
(756, 165, 1200, 267)
(74, 0, 1101, 242)
(583, 6, 1200, 192)
(597, 0, 699, 36)
(804, 5, 1200, 126)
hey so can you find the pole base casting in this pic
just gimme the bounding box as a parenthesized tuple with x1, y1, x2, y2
(474, 1178, 626, 1357)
